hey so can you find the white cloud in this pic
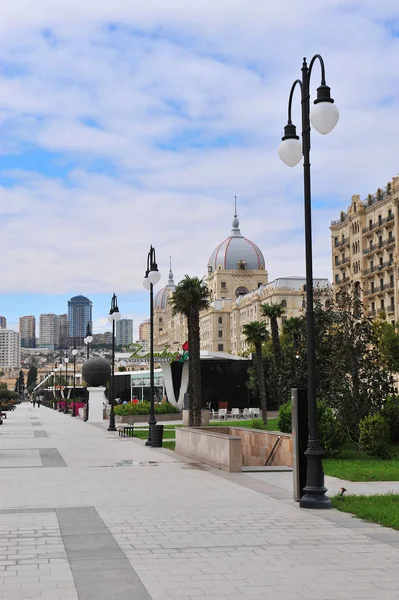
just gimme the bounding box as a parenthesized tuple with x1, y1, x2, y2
(0, 0, 399, 299)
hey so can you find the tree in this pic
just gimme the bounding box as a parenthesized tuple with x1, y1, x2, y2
(170, 276, 210, 426)
(243, 321, 269, 423)
(261, 303, 285, 404)
(27, 366, 38, 389)
(373, 317, 399, 373)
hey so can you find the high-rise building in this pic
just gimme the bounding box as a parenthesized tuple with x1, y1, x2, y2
(0, 317, 6, 330)
(139, 319, 150, 344)
(57, 314, 69, 349)
(0, 329, 20, 369)
(39, 314, 58, 349)
(116, 319, 133, 347)
(68, 295, 92, 347)
(19, 316, 36, 348)
(330, 175, 399, 323)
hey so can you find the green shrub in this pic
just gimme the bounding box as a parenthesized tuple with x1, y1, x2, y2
(277, 399, 344, 458)
(318, 404, 345, 458)
(381, 396, 399, 443)
(277, 401, 292, 433)
(359, 413, 392, 459)
(114, 402, 180, 416)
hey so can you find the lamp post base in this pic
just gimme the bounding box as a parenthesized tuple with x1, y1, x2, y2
(71, 404, 77, 417)
(146, 416, 156, 447)
(299, 439, 332, 509)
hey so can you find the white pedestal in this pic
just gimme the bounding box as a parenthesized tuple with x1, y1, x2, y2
(87, 387, 107, 423)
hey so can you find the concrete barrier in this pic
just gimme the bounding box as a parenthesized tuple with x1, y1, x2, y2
(175, 427, 242, 472)
(207, 427, 292, 467)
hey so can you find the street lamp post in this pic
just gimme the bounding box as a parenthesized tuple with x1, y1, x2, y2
(71, 347, 78, 417)
(58, 364, 63, 410)
(53, 364, 58, 409)
(64, 353, 69, 414)
(107, 293, 121, 432)
(142, 245, 161, 446)
(50, 371, 55, 408)
(278, 55, 339, 509)
(83, 323, 93, 422)
(84, 323, 93, 360)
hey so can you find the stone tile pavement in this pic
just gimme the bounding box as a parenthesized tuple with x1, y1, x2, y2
(0, 403, 399, 599)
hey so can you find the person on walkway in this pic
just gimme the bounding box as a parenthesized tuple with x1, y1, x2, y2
(32, 398, 36, 407)
(37, 398, 41, 408)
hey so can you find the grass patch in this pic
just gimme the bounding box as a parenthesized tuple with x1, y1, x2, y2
(132, 429, 175, 440)
(332, 494, 399, 530)
(162, 441, 175, 450)
(324, 443, 399, 482)
(210, 418, 279, 431)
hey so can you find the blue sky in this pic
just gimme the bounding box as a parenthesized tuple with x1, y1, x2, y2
(1, 1, 399, 336)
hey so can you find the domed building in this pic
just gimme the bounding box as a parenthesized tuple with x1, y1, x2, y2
(154, 261, 176, 311)
(152, 210, 329, 356)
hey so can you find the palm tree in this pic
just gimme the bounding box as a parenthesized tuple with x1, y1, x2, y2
(261, 302, 285, 373)
(282, 316, 304, 351)
(170, 276, 210, 426)
(242, 321, 269, 424)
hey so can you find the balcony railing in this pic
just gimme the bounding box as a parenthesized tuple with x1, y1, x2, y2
(387, 305, 395, 314)
(334, 237, 349, 247)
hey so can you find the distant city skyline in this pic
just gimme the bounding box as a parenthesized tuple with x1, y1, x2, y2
(1, 292, 149, 343)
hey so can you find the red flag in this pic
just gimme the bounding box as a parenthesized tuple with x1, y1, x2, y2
(182, 341, 189, 351)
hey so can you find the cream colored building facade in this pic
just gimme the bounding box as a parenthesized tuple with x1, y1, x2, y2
(153, 212, 329, 355)
(330, 176, 399, 323)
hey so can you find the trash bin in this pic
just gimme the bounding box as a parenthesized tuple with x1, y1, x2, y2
(150, 424, 164, 448)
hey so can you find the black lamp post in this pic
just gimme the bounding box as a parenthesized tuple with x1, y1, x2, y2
(50, 370, 55, 409)
(107, 293, 121, 432)
(64, 352, 69, 414)
(58, 364, 63, 410)
(84, 323, 93, 360)
(142, 245, 161, 446)
(71, 347, 78, 417)
(83, 323, 93, 422)
(279, 55, 339, 509)
(52, 364, 57, 409)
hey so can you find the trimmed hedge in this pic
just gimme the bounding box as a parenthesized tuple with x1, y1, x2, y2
(114, 402, 180, 416)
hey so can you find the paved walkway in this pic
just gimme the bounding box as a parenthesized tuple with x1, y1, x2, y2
(1, 404, 399, 600)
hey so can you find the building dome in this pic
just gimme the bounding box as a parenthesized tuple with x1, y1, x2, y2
(154, 260, 176, 310)
(208, 212, 265, 272)
(69, 295, 91, 303)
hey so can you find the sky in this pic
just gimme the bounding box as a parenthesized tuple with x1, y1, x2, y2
(1, 1, 399, 338)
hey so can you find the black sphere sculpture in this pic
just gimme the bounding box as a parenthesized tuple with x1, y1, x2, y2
(82, 357, 111, 387)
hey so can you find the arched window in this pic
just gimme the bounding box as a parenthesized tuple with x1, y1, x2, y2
(281, 300, 287, 308)
(218, 317, 223, 324)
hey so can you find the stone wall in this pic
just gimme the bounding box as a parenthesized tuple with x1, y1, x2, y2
(206, 427, 292, 467)
(175, 428, 242, 472)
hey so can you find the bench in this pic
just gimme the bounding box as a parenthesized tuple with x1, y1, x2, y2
(117, 424, 135, 438)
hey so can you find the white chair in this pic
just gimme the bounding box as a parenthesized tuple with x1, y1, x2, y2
(251, 408, 261, 419)
(218, 408, 227, 420)
(242, 408, 250, 419)
(212, 409, 218, 420)
(231, 408, 241, 419)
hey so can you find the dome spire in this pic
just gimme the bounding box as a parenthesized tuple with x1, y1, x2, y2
(167, 256, 175, 286)
(231, 195, 242, 237)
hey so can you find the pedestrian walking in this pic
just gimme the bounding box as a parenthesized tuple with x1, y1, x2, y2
(37, 398, 41, 408)
(32, 398, 36, 408)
